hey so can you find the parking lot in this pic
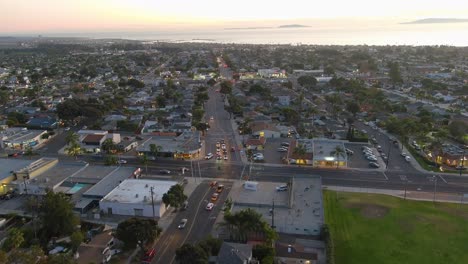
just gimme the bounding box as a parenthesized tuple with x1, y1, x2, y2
(254, 138, 293, 164)
(345, 143, 387, 169)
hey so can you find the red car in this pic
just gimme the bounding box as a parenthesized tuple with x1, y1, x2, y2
(141, 249, 156, 264)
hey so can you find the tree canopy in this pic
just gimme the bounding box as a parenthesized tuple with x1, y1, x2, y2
(39, 191, 79, 241)
(175, 244, 209, 264)
(115, 218, 161, 250)
(297, 75, 318, 89)
(162, 184, 187, 209)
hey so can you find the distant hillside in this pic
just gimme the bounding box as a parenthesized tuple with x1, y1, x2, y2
(278, 24, 309, 28)
(402, 18, 468, 24)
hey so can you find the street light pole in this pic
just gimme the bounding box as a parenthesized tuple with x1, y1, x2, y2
(150, 186, 155, 219)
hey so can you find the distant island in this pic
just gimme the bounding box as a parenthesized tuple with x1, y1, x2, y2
(224, 27, 273, 30)
(278, 24, 309, 28)
(225, 24, 309, 30)
(402, 18, 468, 24)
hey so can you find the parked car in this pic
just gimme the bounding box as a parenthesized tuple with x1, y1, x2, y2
(276, 185, 288, 191)
(345, 148, 354, 155)
(401, 152, 407, 157)
(205, 153, 214, 159)
(118, 160, 127, 164)
(366, 156, 378, 161)
(277, 147, 288, 152)
(210, 181, 218, 187)
(281, 142, 290, 147)
(369, 162, 380, 168)
(159, 169, 171, 174)
(405, 156, 411, 162)
(231, 147, 235, 152)
(206, 203, 214, 211)
(178, 219, 188, 229)
(217, 185, 224, 193)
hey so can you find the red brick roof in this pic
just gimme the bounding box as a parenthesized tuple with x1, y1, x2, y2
(82, 134, 105, 144)
(246, 137, 266, 146)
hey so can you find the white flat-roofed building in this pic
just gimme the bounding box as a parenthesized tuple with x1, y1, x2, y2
(99, 179, 177, 218)
(311, 138, 348, 168)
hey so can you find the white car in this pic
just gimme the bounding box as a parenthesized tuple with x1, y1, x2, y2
(205, 153, 214, 159)
(276, 185, 288, 191)
(405, 156, 411, 162)
(277, 147, 288, 152)
(178, 219, 188, 229)
(224, 155, 228, 160)
(118, 160, 127, 164)
(206, 203, 214, 211)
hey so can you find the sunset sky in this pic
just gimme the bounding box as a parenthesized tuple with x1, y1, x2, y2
(1, 0, 468, 34)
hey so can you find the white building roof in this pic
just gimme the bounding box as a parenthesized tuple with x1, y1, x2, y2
(101, 179, 177, 204)
(312, 138, 347, 162)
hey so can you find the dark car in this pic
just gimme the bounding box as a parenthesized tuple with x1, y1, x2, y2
(159, 169, 171, 174)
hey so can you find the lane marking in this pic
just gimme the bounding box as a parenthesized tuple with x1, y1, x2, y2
(438, 175, 448, 184)
(155, 235, 175, 263)
(382, 172, 389, 180)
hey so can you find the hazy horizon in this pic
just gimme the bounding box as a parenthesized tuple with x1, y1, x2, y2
(2, 0, 468, 46)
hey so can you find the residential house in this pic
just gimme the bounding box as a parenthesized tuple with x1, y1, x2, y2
(214, 242, 252, 264)
(250, 121, 281, 138)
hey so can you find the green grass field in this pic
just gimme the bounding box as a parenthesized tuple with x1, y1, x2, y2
(324, 191, 468, 264)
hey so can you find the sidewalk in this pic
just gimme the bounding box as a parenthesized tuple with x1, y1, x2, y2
(324, 185, 468, 204)
(229, 118, 248, 164)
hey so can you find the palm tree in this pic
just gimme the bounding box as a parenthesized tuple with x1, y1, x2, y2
(330, 146, 346, 168)
(65, 142, 81, 160)
(65, 132, 79, 145)
(293, 144, 307, 162)
(149, 144, 162, 159)
(102, 138, 116, 154)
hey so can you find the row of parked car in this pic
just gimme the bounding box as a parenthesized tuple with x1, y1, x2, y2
(362, 146, 380, 168)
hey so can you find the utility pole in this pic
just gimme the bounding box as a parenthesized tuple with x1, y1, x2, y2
(150, 186, 155, 219)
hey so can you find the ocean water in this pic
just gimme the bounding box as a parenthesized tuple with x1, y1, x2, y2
(45, 23, 468, 46)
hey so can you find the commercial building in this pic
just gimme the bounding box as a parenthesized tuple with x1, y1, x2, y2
(293, 138, 348, 167)
(311, 139, 348, 168)
(0, 158, 37, 194)
(137, 131, 202, 160)
(228, 176, 324, 236)
(99, 179, 177, 218)
(0, 128, 48, 150)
